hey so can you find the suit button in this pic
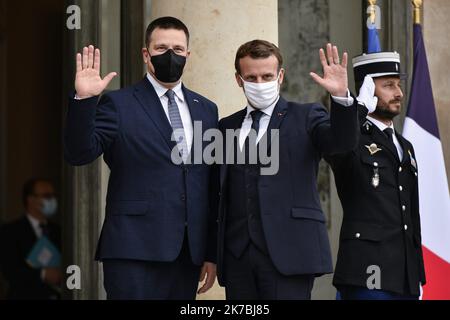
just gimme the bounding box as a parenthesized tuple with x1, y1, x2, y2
(402, 205, 406, 212)
(373, 162, 379, 167)
(399, 186, 403, 191)
(399, 167, 403, 173)
(355, 233, 361, 239)
(404, 225, 408, 231)
(181, 194, 186, 201)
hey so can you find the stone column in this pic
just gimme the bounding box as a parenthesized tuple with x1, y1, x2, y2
(279, 0, 364, 300)
(150, 0, 278, 118)
(279, 0, 333, 300)
(376, 0, 414, 132)
(149, 0, 278, 300)
(63, 0, 121, 300)
(423, 0, 450, 187)
(63, 0, 103, 300)
(120, 0, 144, 87)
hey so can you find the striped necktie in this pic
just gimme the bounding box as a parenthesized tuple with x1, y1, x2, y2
(166, 89, 189, 162)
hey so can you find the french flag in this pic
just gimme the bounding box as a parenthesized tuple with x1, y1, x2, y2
(403, 24, 450, 300)
(367, 23, 381, 54)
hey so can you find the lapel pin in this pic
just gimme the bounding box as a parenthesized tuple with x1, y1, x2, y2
(408, 150, 417, 169)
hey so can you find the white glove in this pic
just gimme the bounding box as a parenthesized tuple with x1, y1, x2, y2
(357, 75, 378, 114)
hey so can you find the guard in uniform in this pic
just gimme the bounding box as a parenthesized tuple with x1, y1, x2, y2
(326, 52, 426, 300)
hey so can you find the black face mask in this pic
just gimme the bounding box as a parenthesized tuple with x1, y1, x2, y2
(150, 49, 187, 83)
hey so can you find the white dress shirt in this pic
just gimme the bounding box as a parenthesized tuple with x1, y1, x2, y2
(239, 97, 280, 150)
(26, 214, 48, 280)
(239, 92, 354, 150)
(26, 214, 44, 238)
(367, 115, 404, 160)
(146, 73, 193, 153)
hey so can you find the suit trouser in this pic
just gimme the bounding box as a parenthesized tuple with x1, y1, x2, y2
(102, 235, 201, 300)
(224, 243, 315, 300)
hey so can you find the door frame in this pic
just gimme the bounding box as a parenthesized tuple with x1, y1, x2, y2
(0, 0, 7, 223)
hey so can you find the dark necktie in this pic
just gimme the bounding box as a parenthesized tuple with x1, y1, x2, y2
(383, 128, 399, 159)
(383, 127, 394, 140)
(250, 110, 264, 137)
(166, 89, 188, 162)
(40, 223, 50, 238)
(244, 110, 265, 164)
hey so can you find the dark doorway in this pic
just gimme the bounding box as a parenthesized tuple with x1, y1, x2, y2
(0, 0, 65, 297)
(0, 0, 64, 222)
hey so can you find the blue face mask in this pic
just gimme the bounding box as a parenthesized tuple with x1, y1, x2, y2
(41, 198, 58, 217)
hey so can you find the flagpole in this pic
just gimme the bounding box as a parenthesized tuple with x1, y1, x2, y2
(368, 0, 377, 24)
(412, 0, 423, 25)
(367, 0, 382, 53)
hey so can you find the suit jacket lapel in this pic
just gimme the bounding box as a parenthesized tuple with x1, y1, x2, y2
(396, 132, 410, 164)
(264, 97, 289, 150)
(220, 108, 247, 189)
(133, 77, 177, 152)
(182, 86, 202, 125)
(21, 216, 38, 250)
(183, 86, 202, 165)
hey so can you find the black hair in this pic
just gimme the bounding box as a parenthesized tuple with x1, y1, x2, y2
(22, 178, 52, 207)
(145, 16, 190, 48)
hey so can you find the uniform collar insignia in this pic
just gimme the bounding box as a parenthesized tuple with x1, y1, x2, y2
(362, 120, 373, 134)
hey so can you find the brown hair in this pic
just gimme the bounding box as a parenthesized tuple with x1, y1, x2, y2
(235, 40, 283, 74)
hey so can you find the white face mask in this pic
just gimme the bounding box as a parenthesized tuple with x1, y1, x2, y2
(41, 198, 58, 217)
(240, 75, 281, 110)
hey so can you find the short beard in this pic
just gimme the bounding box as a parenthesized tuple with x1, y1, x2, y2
(372, 108, 398, 120)
(372, 101, 402, 120)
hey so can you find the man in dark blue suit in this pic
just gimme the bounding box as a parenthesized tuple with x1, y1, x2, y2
(216, 40, 359, 300)
(64, 17, 218, 300)
(0, 179, 62, 300)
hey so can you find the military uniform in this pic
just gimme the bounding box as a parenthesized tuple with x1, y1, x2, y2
(326, 52, 426, 298)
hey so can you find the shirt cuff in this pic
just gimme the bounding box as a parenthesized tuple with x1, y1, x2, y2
(331, 90, 354, 107)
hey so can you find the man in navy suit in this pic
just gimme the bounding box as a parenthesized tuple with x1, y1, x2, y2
(64, 17, 218, 300)
(0, 179, 62, 300)
(216, 40, 359, 300)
